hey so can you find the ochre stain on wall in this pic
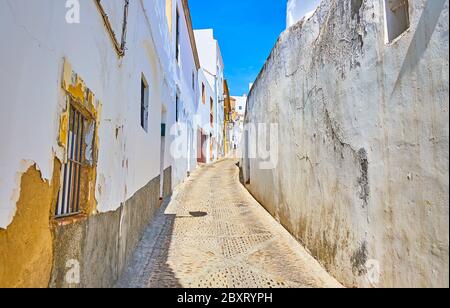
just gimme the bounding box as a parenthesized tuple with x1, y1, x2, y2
(68, 81, 86, 104)
(0, 160, 61, 288)
(59, 58, 101, 217)
(58, 110, 69, 149)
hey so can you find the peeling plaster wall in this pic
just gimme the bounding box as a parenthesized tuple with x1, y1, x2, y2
(0, 162, 60, 288)
(0, 0, 198, 287)
(244, 0, 449, 288)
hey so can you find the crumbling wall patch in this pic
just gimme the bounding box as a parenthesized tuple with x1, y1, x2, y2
(0, 159, 61, 288)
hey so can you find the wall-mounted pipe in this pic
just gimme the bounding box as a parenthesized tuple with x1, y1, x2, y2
(94, 0, 129, 57)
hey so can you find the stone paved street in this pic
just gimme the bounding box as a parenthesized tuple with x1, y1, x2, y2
(116, 159, 341, 288)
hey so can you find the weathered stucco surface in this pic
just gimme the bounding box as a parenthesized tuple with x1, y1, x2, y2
(243, 0, 449, 288)
(0, 161, 60, 288)
(0, 0, 195, 287)
(0, 0, 179, 229)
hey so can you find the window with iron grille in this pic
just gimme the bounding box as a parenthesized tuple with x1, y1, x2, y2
(55, 102, 87, 218)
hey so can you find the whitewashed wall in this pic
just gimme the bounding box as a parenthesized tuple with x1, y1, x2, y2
(0, 0, 199, 228)
(245, 0, 449, 287)
(196, 69, 214, 163)
(234, 95, 247, 116)
(287, 0, 322, 28)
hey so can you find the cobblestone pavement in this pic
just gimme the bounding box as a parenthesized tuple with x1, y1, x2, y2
(116, 159, 342, 288)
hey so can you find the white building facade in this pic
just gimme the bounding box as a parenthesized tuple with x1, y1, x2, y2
(169, 0, 202, 184)
(194, 29, 225, 161)
(0, 0, 203, 288)
(194, 69, 216, 163)
(286, 0, 322, 28)
(231, 95, 247, 153)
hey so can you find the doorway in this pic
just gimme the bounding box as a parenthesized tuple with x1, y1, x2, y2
(197, 128, 207, 164)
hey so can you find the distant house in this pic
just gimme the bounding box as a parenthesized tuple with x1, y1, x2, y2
(194, 29, 226, 161)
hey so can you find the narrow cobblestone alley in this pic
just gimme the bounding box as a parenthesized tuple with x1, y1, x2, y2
(116, 159, 341, 288)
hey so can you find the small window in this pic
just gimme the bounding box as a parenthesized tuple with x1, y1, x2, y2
(384, 0, 410, 43)
(202, 83, 206, 104)
(175, 8, 181, 63)
(210, 97, 214, 127)
(141, 75, 149, 132)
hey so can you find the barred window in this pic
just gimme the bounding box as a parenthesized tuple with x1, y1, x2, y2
(55, 102, 87, 218)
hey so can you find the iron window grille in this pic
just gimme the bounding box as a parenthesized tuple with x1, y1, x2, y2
(55, 102, 87, 218)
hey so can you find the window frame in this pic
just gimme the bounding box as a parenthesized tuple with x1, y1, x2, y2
(141, 74, 150, 132)
(176, 94, 180, 123)
(55, 99, 94, 219)
(175, 8, 181, 64)
(202, 83, 206, 104)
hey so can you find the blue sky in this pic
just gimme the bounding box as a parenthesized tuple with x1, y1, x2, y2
(189, 0, 286, 96)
